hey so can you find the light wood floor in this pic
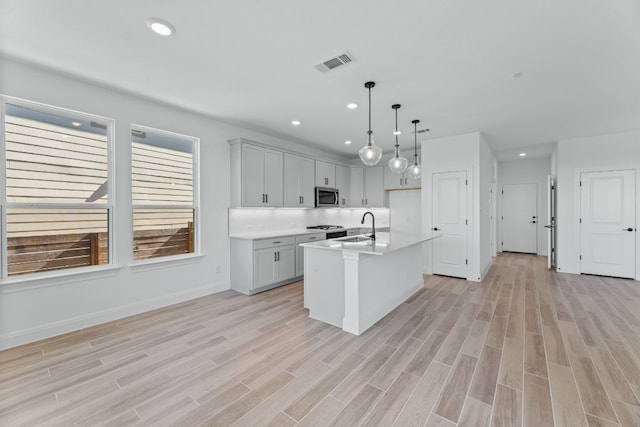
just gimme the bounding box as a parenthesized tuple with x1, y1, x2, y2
(2, 253, 640, 426)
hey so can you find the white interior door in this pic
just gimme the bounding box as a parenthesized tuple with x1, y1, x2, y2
(545, 176, 556, 269)
(502, 183, 537, 253)
(580, 170, 636, 279)
(432, 171, 467, 278)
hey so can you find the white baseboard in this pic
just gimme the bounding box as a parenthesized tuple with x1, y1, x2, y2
(0, 281, 230, 350)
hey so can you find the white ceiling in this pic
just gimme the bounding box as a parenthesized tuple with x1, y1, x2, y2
(1, 0, 639, 159)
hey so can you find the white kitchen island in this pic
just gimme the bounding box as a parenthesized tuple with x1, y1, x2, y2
(300, 232, 441, 335)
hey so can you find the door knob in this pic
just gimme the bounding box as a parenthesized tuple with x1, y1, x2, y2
(623, 227, 634, 232)
(530, 221, 536, 223)
(433, 227, 440, 231)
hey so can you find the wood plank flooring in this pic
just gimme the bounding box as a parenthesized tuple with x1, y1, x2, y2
(2, 253, 640, 426)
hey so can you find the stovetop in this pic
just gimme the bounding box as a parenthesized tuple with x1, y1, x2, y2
(306, 225, 344, 230)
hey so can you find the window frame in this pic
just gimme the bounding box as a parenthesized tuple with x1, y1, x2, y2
(130, 124, 200, 262)
(0, 95, 115, 281)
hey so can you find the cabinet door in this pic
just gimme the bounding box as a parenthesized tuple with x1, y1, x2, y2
(349, 167, 365, 207)
(404, 172, 421, 189)
(365, 166, 385, 207)
(241, 144, 266, 206)
(335, 165, 350, 207)
(384, 165, 405, 190)
(254, 248, 276, 288)
(315, 161, 335, 187)
(296, 244, 304, 277)
(264, 149, 283, 206)
(299, 157, 315, 207)
(275, 245, 295, 282)
(283, 154, 301, 207)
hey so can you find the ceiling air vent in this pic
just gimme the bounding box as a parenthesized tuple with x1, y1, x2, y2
(316, 51, 355, 73)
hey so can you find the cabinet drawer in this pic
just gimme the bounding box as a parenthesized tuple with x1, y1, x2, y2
(254, 236, 295, 250)
(295, 233, 325, 244)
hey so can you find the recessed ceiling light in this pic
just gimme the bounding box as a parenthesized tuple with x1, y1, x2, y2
(146, 18, 175, 36)
(71, 121, 81, 127)
(519, 152, 527, 157)
(347, 103, 358, 109)
(291, 120, 301, 126)
(344, 140, 352, 145)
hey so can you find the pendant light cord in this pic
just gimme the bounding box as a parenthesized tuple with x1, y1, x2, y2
(367, 85, 372, 146)
(394, 107, 399, 155)
(414, 121, 418, 163)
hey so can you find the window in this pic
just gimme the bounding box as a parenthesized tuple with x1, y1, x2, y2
(131, 126, 198, 260)
(1, 98, 113, 278)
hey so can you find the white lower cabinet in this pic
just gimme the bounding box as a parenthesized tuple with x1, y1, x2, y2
(295, 233, 325, 276)
(231, 232, 325, 295)
(231, 236, 295, 295)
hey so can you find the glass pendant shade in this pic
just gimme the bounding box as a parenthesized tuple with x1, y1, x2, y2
(407, 161, 421, 179)
(359, 131, 383, 166)
(388, 103, 408, 174)
(359, 81, 382, 166)
(388, 155, 409, 173)
(407, 118, 421, 179)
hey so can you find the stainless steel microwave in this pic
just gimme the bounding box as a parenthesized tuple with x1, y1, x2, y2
(315, 187, 340, 207)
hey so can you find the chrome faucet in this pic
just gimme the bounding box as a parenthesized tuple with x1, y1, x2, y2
(361, 211, 375, 241)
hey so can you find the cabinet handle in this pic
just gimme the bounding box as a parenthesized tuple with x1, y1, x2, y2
(365, 198, 368, 205)
(277, 251, 280, 261)
(265, 194, 268, 203)
(342, 198, 345, 205)
(400, 178, 403, 186)
(404, 178, 407, 185)
(301, 196, 304, 204)
(272, 241, 281, 244)
(274, 251, 277, 262)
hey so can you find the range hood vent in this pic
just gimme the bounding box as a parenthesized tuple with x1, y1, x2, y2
(316, 51, 355, 72)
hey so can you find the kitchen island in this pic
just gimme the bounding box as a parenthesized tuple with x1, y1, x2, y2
(300, 231, 441, 335)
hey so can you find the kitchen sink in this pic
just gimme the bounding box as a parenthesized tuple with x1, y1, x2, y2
(339, 236, 373, 243)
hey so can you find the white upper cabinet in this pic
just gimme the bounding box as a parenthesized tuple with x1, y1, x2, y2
(384, 166, 422, 190)
(365, 166, 385, 207)
(315, 161, 336, 188)
(284, 154, 315, 207)
(349, 166, 386, 207)
(335, 165, 350, 207)
(231, 142, 283, 207)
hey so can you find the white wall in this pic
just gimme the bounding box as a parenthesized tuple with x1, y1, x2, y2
(0, 58, 347, 349)
(479, 134, 495, 278)
(556, 130, 640, 278)
(421, 132, 494, 281)
(389, 190, 421, 234)
(498, 157, 551, 256)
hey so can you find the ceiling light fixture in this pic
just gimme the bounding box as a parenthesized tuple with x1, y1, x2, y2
(344, 140, 352, 145)
(519, 152, 527, 157)
(358, 81, 382, 166)
(407, 119, 422, 179)
(291, 120, 301, 126)
(347, 103, 358, 109)
(146, 18, 175, 36)
(388, 104, 409, 174)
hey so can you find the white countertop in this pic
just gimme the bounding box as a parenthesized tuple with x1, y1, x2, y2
(229, 226, 387, 240)
(299, 231, 442, 256)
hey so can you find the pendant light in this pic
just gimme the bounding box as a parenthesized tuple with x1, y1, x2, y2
(358, 81, 383, 166)
(407, 119, 422, 179)
(388, 104, 409, 174)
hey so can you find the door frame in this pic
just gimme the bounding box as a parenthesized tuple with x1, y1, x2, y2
(424, 164, 473, 281)
(500, 182, 538, 254)
(573, 166, 639, 281)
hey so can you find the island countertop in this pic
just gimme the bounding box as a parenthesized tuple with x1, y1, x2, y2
(299, 231, 442, 255)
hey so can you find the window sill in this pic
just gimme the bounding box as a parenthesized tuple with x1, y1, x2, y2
(129, 253, 205, 272)
(0, 265, 122, 294)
